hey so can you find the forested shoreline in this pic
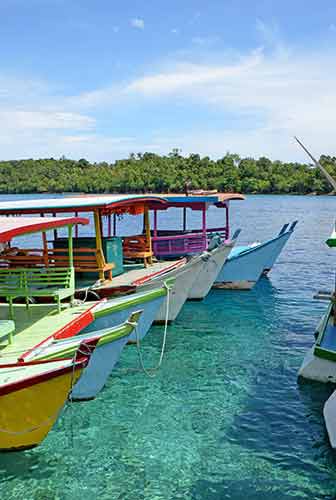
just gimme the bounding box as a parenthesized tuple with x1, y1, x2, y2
(1, 150, 335, 195)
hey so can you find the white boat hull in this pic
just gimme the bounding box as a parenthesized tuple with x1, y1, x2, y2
(214, 224, 296, 290)
(298, 346, 336, 383)
(188, 243, 234, 299)
(324, 390, 336, 448)
(138, 255, 205, 322)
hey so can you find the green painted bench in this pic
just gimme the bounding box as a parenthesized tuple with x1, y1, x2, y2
(0, 267, 75, 318)
(0, 320, 15, 344)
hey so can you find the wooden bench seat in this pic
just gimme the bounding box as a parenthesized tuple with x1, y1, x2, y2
(1, 247, 114, 281)
(0, 267, 75, 317)
(123, 235, 153, 267)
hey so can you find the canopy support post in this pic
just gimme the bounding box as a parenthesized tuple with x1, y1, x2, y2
(153, 210, 158, 237)
(113, 213, 116, 236)
(183, 207, 187, 232)
(144, 206, 153, 266)
(42, 231, 49, 267)
(75, 212, 79, 238)
(225, 203, 230, 239)
(108, 214, 111, 237)
(202, 205, 206, 236)
(94, 210, 105, 280)
(68, 225, 74, 267)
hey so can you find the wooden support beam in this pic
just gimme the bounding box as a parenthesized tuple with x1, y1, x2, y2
(144, 206, 153, 266)
(183, 207, 187, 232)
(42, 231, 49, 267)
(94, 210, 105, 280)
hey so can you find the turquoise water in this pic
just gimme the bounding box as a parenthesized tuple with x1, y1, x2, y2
(1, 194, 336, 499)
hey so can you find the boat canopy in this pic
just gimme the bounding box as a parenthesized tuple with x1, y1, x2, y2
(149, 192, 245, 210)
(0, 216, 89, 243)
(0, 194, 167, 215)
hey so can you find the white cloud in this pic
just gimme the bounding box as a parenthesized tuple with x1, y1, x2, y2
(130, 18, 144, 30)
(0, 110, 94, 130)
(124, 46, 336, 161)
(171, 28, 179, 34)
(1, 25, 336, 162)
(191, 36, 219, 46)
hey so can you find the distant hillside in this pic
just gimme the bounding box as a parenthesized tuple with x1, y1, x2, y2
(1, 150, 335, 195)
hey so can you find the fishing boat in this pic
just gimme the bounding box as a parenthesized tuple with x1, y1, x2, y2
(150, 193, 297, 290)
(0, 342, 96, 451)
(19, 311, 142, 401)
(0, 195, 203, 321)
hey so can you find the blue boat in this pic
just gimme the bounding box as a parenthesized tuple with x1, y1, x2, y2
(214, 221, 298, 289)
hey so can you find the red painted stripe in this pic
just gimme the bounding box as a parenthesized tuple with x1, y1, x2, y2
(132, 258, 186, 286)
(0, 339, 99, 396)
(18, 300, 104, 362)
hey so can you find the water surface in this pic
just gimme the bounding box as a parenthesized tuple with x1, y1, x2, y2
(0, 194, 336, 499)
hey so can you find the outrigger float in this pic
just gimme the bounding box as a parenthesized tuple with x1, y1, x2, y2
(0, 194, 234, 321)
(150, 193, 296, 290)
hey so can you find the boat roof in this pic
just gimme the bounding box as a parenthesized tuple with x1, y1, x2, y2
(149, 192, 245, 209)
(0, 216, 89, 242)
(0, 194, 167, 215)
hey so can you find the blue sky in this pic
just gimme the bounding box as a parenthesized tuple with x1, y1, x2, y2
(1, 0, 336, 162)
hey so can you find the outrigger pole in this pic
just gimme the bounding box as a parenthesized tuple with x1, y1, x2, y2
(294, 136, 336, 192)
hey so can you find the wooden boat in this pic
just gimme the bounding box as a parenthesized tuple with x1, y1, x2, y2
(215, 221, 297, 289)
(0, 216, 171, 396)
(149, 194, 239, 299)
(0, 344, 95, 451)
(150, 193, 297, 290)
(19, 311, 142, 401)
(0, 195, 202, 322)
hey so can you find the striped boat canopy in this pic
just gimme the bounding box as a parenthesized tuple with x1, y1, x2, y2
(0, 195, 167, 215)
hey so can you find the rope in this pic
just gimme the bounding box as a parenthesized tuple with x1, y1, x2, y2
(133, 282, 171, 378)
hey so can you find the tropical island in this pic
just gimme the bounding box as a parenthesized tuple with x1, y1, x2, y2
(1, 150, 335, 195)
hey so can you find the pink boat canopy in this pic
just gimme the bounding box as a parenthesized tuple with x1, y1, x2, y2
(0, 216, 89, 243)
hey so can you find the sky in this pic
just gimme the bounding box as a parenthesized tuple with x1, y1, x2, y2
(1, 0, 336, 162)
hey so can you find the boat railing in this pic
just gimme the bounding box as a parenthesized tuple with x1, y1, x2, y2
(152, 232, 208, 257)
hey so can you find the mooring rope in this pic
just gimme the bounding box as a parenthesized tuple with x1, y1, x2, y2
(131, 282, 171, 378)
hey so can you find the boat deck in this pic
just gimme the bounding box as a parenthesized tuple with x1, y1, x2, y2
(96, 259, 183, 289)
(0, 303, 96, 363)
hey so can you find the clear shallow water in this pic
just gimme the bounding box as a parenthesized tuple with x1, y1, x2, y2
(1, 194, 336, 499)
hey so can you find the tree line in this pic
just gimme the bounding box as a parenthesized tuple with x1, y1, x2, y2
(0, 150, 335, 194)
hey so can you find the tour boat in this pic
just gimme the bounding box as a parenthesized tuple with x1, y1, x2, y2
(0, 344, 95, 451)
(0, 216, 170, 364)
(0, 195, 203, 322)
(149, 194, 239, 299)
(150, 193, 297, 290)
